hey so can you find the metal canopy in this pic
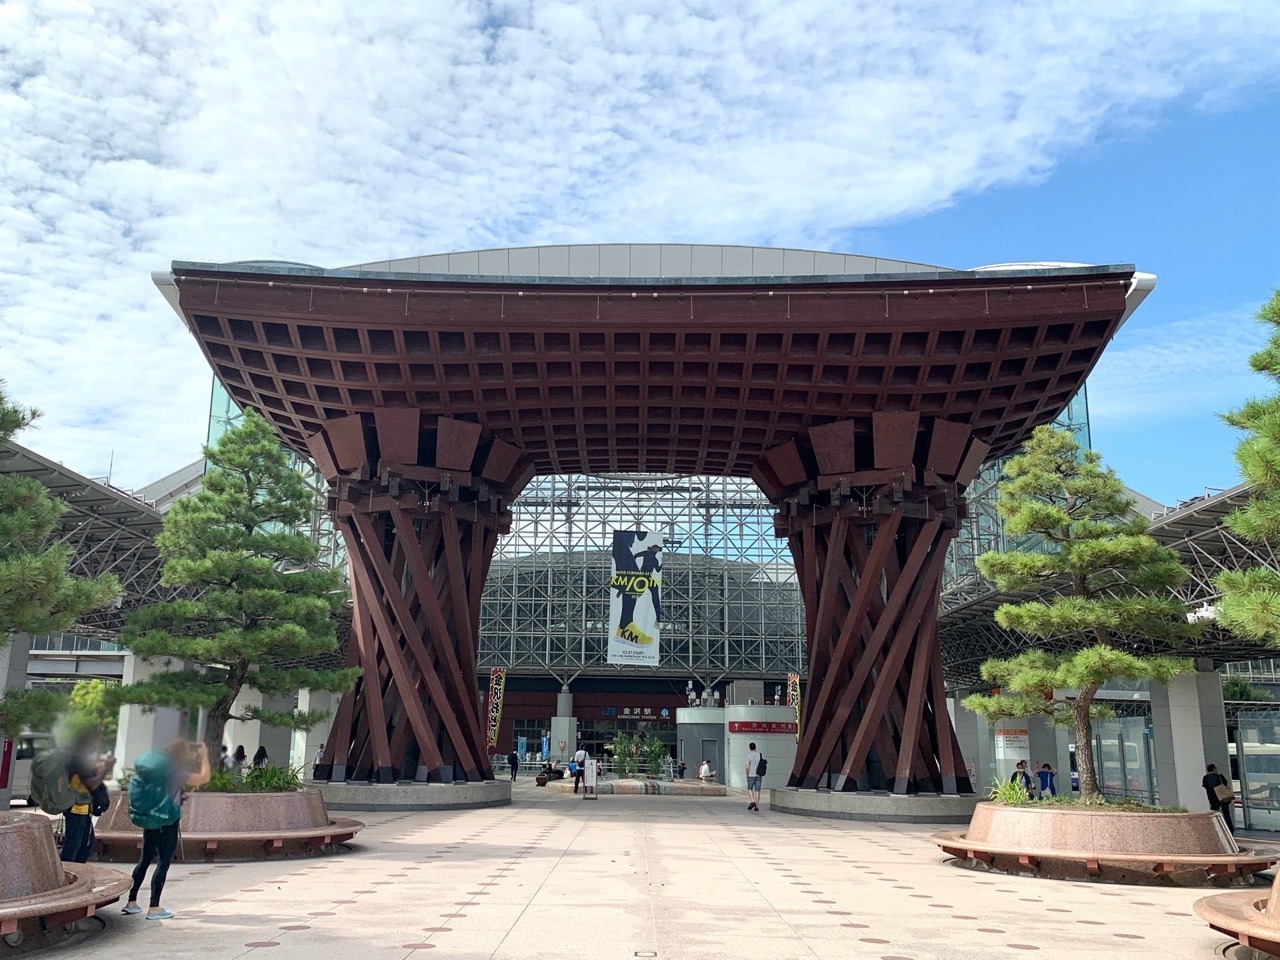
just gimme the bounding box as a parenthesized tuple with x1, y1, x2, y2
(938, 482, 1276, 686)
(0, 440, 169, 636)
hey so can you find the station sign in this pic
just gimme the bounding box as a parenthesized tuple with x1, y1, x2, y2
(727, 721, 798, 734)
(601, 706, 672, 718)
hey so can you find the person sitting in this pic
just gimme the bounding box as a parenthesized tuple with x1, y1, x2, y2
(698, 760, 715, 782)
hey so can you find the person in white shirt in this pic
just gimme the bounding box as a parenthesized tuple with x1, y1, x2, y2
(573, 747, 589, 794)
(745, 742, 762, 813)
(698, 760, 714, 781)
(312, 743, 325, 780)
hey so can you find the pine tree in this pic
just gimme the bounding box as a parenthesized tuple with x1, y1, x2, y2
(1215, 291, 1280, 641)
(961, 425, 1198, 802)
(0, 381, 120, 638)
(120, 408, 357, 755)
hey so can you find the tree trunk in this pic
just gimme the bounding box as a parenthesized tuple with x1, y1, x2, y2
(205, 695, 235, 758)
(1072, 687, 1101, 802)
(204, 662, 250, 757)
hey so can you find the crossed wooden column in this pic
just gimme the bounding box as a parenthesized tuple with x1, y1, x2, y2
(304, 410, 532, 784)
(752, 414, 989, 795)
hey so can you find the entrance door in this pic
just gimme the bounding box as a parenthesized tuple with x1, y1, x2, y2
(701, 738, 718, 777)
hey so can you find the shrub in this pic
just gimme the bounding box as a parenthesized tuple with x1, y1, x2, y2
(987, 777, 1186, 813)
(610, 732, 639, 778)
(640, 733, 667, 776)
(988, 776, 1031, 805)
(197, 763, 303, 793)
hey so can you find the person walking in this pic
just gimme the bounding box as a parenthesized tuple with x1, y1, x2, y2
(312, 743, 325, 779)
(252, 746, 269, 770)
(745, 741, 763, 813)
(1203, 763, 1236, 834)
(233, 745, 247, 770)
(1037, 763, 1057, 797)
(572, 746, 588, 794)
(123, 740, 210, 920)
(507, 749, 520, 781)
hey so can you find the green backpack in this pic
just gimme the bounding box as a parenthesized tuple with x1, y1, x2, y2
(128, 751, 182, 829)
(30, 746, 89, 814)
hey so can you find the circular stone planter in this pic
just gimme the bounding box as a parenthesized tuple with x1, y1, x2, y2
(94, 788, 364, 862)
(769, 787, 979, 823)
(1196, 874, 1280, 957)
(316, 779, 511, 811)
(545, 778, 726, 796)
(931, 801, 1276, 886)
(0, 812, 132, 951)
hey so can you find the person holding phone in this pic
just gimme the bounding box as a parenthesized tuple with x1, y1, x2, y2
(122, 739, 210, 920)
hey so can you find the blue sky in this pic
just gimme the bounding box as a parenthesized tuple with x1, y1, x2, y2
(863, 95, 1280, 504)
(1, 1, 1278, 495)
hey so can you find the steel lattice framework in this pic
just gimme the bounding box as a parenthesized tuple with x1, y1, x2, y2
(0, 440, 177, 637)
(939, 482, 1277, 687)
(480, 473, 804, 680)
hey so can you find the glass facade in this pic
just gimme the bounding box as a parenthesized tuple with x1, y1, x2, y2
(28, 633, 120, 653)
(941, 387, 1091, 613)
(208, 381, 344, 570)
(1234, 709, 1280, 830)
(483, 474, 804, 677)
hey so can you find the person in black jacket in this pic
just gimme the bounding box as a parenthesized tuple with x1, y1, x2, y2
(1203, 763, 1235, 833)
(507, 750, 519, 781)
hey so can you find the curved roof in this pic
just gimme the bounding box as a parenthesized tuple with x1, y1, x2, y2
(342, 243, 952, 280)
(159, 246, 1150, 478)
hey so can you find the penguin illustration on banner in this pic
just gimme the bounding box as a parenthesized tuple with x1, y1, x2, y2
(607, 530, 662, 665)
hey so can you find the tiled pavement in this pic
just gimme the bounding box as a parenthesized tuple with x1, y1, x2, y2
(61, 780, 1247, 960)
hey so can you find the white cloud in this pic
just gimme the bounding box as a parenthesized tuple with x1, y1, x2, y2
(1, 0, 1278, 486)
(1087, 307, 1272, 422)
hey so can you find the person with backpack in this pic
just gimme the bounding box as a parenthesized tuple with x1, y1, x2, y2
(745, 742, 765, 813)
(30, 734, 112, 863)
(121, 739, 210, 920)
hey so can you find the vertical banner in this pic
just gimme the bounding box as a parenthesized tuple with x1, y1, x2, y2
(787, 673, 802, 742)
(540, 735, 549, 760)
(607, 530, 663, 665)
(485, 667, 507, 751)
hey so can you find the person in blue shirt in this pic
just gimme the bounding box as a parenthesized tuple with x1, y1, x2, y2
(1036, 763, 1057, 797)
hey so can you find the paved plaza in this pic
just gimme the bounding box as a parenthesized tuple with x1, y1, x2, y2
(58, 783, 1252, 960)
